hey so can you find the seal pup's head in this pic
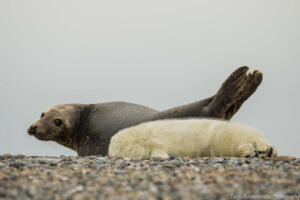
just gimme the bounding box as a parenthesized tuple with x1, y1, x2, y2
(27, 104, 85, 150)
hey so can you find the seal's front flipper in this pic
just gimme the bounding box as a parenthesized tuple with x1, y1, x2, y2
(205, 66, 262, 119)
(238, 143, 257, 158)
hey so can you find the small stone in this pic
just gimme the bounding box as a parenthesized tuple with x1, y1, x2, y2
(152, 157, 164, 162)
(0, 153, 12, 159)
(62, 157, 73, 161)
(154, 181, 164, 186)
(149, 185, 159, 194)
(233, 160, 243, 166)
(149, 162, 159, 166)
(245, 159, 251, 164)
(7, 188, 18, 198)
(9, 162, 25, 169)
(63, 185, 84, 198)
(168, 160, 182, 167)
(0, 188, 6, 197)
(163, 163, 176, 169)
(38, 160, 47, 165)
(190, 161, 201, 166)
(27, 186, 37, 197)
(14, 154, 26, 159)
(215, 158, 224, 163)
(43, 182, 56, 189)
(50, 162, 57, 167)
(265, 161, 274, 166)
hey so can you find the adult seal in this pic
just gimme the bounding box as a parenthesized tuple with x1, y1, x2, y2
(27, 66, 262, 156)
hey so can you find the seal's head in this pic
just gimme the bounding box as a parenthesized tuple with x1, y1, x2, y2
(27, 104, 83, 150)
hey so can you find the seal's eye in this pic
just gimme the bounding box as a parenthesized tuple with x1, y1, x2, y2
(41, 113, 45, 118)
(54, 119, 62, 127)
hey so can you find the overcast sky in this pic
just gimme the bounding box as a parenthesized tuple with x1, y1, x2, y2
(0, 1, 299, 157)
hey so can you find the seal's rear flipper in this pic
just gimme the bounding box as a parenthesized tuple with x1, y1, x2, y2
(224, 69, 263, 119)
(205, 66, 263, 119)
(154, 66, 262, 120)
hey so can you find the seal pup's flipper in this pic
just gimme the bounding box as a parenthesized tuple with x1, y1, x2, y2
(155, 66, 262, 120)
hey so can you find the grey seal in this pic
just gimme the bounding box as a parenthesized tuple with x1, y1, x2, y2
(27, 66, 262, 156)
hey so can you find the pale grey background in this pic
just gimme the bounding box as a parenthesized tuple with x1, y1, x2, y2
(0, 1, 299, 156)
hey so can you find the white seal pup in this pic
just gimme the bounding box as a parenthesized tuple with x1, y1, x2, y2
(108, 119, 277, 159)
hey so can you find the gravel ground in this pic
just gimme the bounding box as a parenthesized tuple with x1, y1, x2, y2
(1, 154, 300, 200)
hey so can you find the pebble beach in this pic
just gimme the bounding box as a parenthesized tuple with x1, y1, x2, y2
(1, 154, 300, 200)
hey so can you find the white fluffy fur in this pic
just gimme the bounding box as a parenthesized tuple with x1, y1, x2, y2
(108, 119, 277, 159)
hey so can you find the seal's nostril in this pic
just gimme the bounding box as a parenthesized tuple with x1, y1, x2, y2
(29, 125, 37, 135)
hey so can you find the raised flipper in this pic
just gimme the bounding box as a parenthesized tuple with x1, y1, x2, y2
(155, 66, 263, 120)
(222, 69, 263, 119)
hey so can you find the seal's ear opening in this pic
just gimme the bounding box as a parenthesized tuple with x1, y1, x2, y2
(54, 119, 62, 127)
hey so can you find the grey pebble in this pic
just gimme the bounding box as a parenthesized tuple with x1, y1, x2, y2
(167, 160, 182, 167)
(9, 162, 25, 169)
(49, 162, 57, 167)
(233, 160, 243, 166)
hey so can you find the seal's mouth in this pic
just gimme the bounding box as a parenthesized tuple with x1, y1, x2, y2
(32, 133, 52, 141)
(27, 125, 52, 141)
(28, 131, 52, 141)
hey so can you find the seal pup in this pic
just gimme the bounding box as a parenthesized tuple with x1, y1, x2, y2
(109, 119, 277, 159)
(28, 66, 263, 156)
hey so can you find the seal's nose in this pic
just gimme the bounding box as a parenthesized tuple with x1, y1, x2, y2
(28, 125, 37, 135)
